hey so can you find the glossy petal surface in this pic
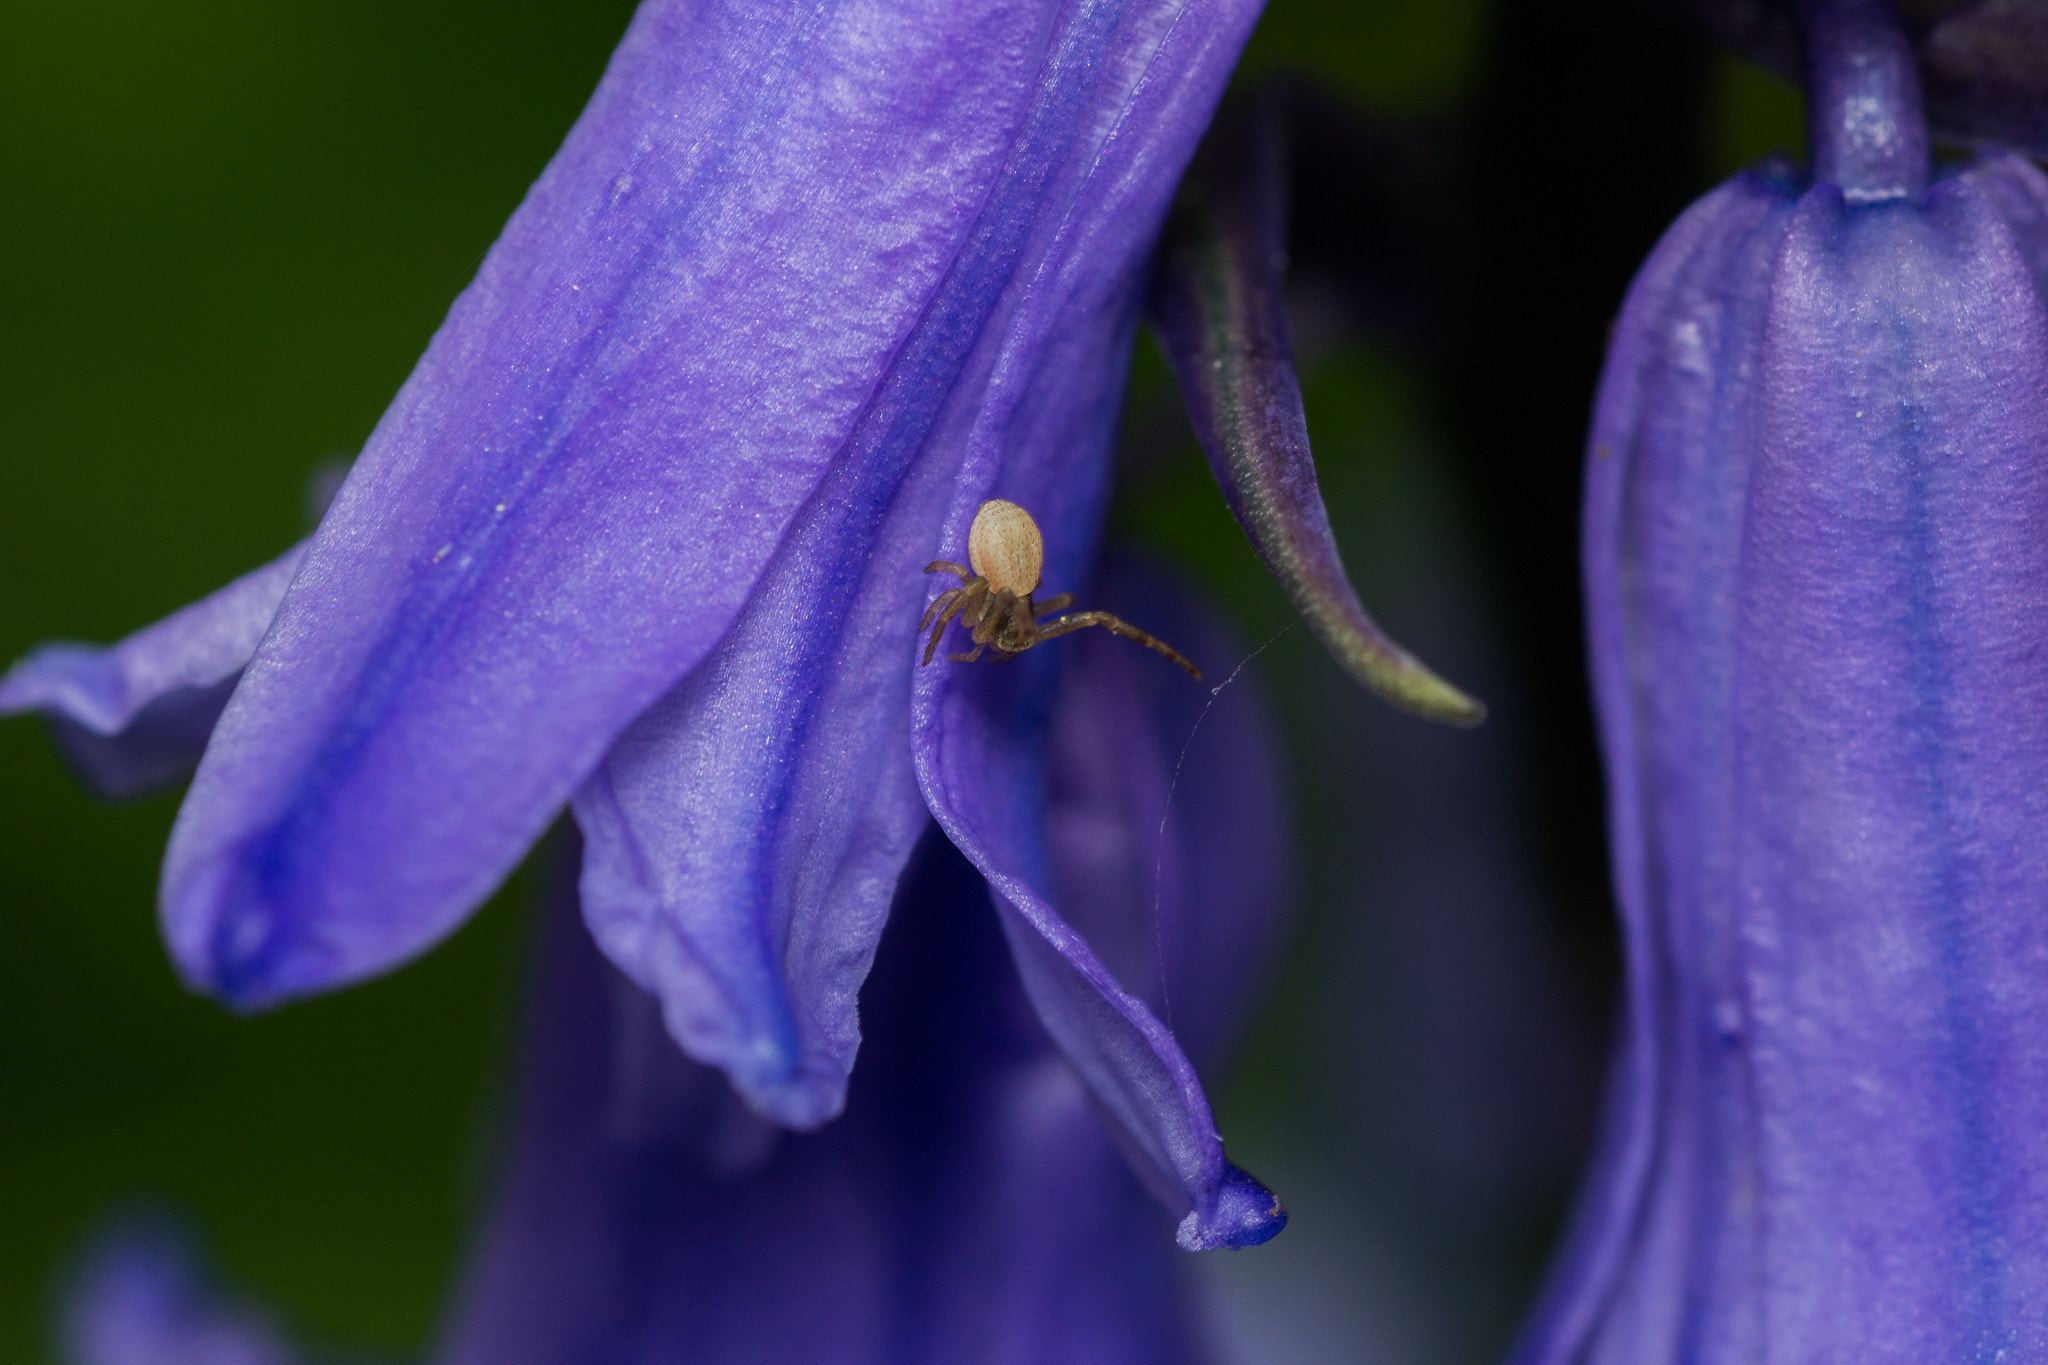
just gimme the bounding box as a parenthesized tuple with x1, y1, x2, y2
(0, 545, 303, 799)
(16, 0, 1285, 1275)
(1522, 151, 2048, 1362)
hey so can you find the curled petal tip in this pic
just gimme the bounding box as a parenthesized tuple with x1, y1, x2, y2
(0, 543, 306, 797)
(193, 900, 297, 1009)
(163, 848, 338, 1011)
(709, 1042, 850, 1133)
(1176, 1162, 1288, 1250)
(1150, 93, 1485, 728)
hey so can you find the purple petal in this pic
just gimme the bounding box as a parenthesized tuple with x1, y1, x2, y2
(1965, 149, 2048, 295)
(0, 544, 305, 799)
(569, 429, 950, 1127)
(1729, 168, 2048, 1356)
(1150, 91, 1483, 725)
(59, 1224, 300, 1365)
(435, 839, 889, 1365)
(886, 0, 1272, 1254)
(162, 0, 1174, 1008)
(914, 497, 1289, 1249)
(1523, 146, 2048, 1359)
(865, 831, 1233, 1356)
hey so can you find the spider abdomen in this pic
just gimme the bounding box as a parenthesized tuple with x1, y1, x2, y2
(967, 498, 1043, 597)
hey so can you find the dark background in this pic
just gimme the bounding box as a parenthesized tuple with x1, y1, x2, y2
(0, 2, 1798, 1361)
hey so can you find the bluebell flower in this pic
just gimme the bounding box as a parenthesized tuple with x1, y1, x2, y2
(60, 561, 1289, 1364)
(1515, 0, 2048, 1356)
(1, 0, 1497, 1254)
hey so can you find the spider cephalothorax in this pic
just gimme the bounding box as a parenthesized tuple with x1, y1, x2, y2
(920, 499, 1202, 679)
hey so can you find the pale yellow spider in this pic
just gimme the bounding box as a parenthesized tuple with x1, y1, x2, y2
(919, 499, 1202, 679)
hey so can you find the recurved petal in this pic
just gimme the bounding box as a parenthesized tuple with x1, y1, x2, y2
(869, 832, 1222, 1360)
(570, 423, 954, 1130)
(913, 1051, 1223, 1363)
(1044, 557, 1290, 1073)
(916, 571, 1286, 1252)
(915, 429, 1287, 1253)
(1150, 92, 1483, 726)
(0, 544, 305, 799)
(157, 0, 1184, 1009)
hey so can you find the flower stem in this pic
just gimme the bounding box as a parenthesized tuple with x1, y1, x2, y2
(1799, 0, 1930, 202)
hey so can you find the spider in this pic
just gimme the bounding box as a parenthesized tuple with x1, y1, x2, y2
(919, 498, 1202, 679)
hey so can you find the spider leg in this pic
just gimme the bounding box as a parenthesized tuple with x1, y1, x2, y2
(1033, 592, 1075, 615)
(1035, 611, 1203, 679)
(919, 586, 962, 633)
(928, 586, 1044, 669)
(922, 601, 962, 665)
(921, 583, 981, 665)
(925, 560, 973, 580)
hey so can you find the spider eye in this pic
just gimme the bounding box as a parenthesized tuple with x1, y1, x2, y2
(967, 499, 1043, 596)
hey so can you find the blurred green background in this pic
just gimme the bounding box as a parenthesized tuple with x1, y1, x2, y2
(0, 2, 1802, 1361)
